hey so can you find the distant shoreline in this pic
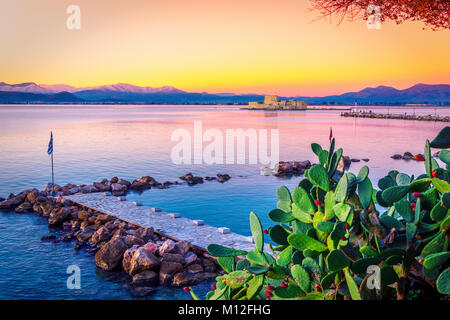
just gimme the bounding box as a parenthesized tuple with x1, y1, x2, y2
(0, 102, 449, 108)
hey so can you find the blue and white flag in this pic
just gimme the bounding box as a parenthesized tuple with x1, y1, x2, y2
(47, 132, 53, 155)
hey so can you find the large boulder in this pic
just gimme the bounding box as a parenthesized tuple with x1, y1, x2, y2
(128, 246, 160, 276)
(26, 190, 40, 204)
(175, 241, 191, 256)
(48, 207, 72, 225)
(117, 179, 131, 187)
(160, 261, 183, 276)
(158, 239, 177, 255)
(142, 242, 159, 254)
(179, 173, 203, 185)
(77, 229, 95, 242)
(134, 228, 155, 242)
(129, 180, 149, 191)
(184, 252, 198, 266)
(124, 235, 145, 248)
(111, 183, 127, 196)
(91, 226, 111, 244)
(172, 272, 213, 287)
(14, 202, 33, 213)
(77, 211, 90, 221)
(122, 245, 140, 274)
(217, 174, 231, 183)
(94, 235, 128, 271)
(186, 264, 203, 274)
(93, 182, 109, 192)
(132, 270, 158, 285)
(80, 185, 98, 194)
(161, 253, 185, 265)
(0, 197, 23, 211)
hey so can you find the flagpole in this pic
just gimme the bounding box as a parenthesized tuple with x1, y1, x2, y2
(51, 151, 54, 186)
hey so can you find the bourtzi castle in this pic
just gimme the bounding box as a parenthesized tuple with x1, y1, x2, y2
(248, 95, 307, 110)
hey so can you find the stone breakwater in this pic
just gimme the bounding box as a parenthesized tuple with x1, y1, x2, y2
(0, 173, 236, 297)
(341, 111, 450, 122)
(22, 172, 232, 198)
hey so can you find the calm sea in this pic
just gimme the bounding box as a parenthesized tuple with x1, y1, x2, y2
(0, 104, 447, 299)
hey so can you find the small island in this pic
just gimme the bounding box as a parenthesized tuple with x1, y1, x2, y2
(246, 95, 307, 110)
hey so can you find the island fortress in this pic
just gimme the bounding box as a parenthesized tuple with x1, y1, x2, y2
(248, 95, 307, 110)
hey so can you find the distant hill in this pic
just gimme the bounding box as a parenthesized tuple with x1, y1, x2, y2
(294, 84, 450, 105)
(0, 82, 448, 105)
(0, 91, 85, 103)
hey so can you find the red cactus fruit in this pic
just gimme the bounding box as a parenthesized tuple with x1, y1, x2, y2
(414, 155, 425, 161)
(280, 282, 288, 288)
(211, 285, 216, 290)
(265, 290, 273, 297)
(341, 237, 347, 241)
(263, 229, 269, 234)
(314, 199, 323, 207)
(413, 192, 423, 198)
(314, 283, 322, 292)
(267, 285, 275, 291)
(419, 259, 424, 265)
(432, 170, 438, 178)
(183, 287, 191, 292)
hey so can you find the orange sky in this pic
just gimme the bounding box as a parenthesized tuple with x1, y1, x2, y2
(0, 0, 449, 96)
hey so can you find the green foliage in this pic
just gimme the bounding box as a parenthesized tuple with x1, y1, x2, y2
(326, 250, 350, 272)
(193, 130, 450, 301)
(207, 244, 247, 257)
(288, 233, 327, 252)
(430, 126, 450, 149)
(249, 212, 264, 253)
(268, 209, 295, 223)
(436, 267, 450, 294)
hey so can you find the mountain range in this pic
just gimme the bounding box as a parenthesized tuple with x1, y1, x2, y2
(0, 82, 448, 105)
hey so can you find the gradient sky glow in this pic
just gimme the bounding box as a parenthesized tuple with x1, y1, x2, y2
(1, 0, 449, 96)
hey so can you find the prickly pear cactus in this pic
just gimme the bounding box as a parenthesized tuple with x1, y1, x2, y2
(187, 127, 450, 301)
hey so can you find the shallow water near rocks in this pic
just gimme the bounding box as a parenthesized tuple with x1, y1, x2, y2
(0, 104, 446, 299)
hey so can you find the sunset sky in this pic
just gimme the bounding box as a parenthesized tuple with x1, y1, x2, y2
(1, 0, 449, 96)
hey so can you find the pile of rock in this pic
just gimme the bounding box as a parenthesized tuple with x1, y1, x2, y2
(180, 173, 204, 185)
(36, 172, 232, 199)
(262, 155, 369, 178)
(0, 188, 220, 297)
(273, 160, 312, 177)
(391, 152, 425, 161)
(118, 238, 217, 289)
(41, 175, 172, 198)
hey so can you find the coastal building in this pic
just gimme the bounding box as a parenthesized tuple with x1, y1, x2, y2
(248, 95, 307, 110)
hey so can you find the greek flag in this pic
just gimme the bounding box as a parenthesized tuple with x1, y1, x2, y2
(47, 132, 53, 155)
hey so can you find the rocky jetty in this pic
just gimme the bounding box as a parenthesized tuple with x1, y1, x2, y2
(0, 178, 224, 297)
(341, 111, 449, 122)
